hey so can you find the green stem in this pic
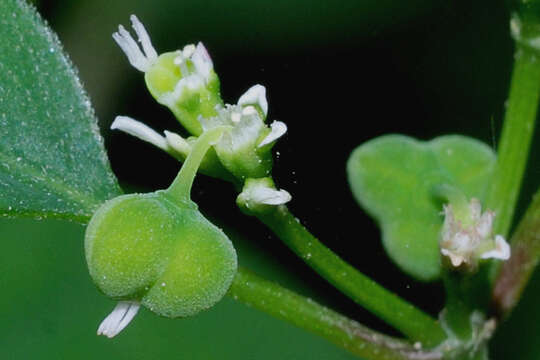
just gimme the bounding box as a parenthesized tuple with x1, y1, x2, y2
(441, 272, 477, 341)
(484, 45, 540, 238)
(165, 127, 226, 200)
(229, 267, 443, 360)
(254, 206, 446, 347)
(492, 189, 540, 317)
(485, 9, 540, 286)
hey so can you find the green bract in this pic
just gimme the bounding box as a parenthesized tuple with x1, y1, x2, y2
(85, 128, 237, 319)
(347, 135, 496, 281)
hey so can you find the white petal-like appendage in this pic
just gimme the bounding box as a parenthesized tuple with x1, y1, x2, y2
(441, 248, 465, 267)
(238, 84, 268, 116)
(258, 121, 287, 148)
(97, 301, 140, 338)
(481, 235, 511, 261)
(182, 44, 196, 59)
(476, 211, 494, 238)
(191, 42, 213, 81)
(251, 186, 292, 205)
(113, 16, 156, 72)
(164, 130, 191, 156)
(111, 116, 168, 151)
(130, 15, 158, 61)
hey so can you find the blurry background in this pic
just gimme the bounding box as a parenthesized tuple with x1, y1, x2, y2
(2, 0, 540, 359)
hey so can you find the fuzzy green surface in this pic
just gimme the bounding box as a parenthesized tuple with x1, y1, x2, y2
(85, 191, 237, 317)
(347, 135, 496, 281)
(145, 52, 183, 96)
(217, 144, 273, 179)
(0, 0, 122, 222)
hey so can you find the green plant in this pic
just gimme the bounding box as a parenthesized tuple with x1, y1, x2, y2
(2, 0, 540, 359)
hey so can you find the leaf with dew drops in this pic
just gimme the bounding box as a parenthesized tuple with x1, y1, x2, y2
(0, 0, 121, 223)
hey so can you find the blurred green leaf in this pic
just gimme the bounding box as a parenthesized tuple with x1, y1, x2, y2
(0, 217, 358, 360)
(0, 0, 121, 222)
(347, 135, 496, 281)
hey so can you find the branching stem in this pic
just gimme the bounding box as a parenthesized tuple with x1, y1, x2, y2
(254, 205, 446, 347)
(229, 267, 443, 360)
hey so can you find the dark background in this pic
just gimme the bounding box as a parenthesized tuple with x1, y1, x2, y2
(2, 0, 540, 359)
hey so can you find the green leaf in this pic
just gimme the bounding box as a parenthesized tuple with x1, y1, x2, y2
(0, 0, 121, 222)
(347, 135, 496, 281)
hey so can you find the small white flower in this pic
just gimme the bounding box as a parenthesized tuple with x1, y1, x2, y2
(97, 301, 140, 338)
(202, 86, 287, 153)
(113, 16, 214, 106)
(112, 15, 158, 72)
(440, 198, 510, 267)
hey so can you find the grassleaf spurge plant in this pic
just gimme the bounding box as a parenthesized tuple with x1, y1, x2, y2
(2, 0, 540, 359)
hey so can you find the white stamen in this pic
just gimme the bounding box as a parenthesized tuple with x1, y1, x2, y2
(481, 235, 511, 260)
(238, 84, 268, 116)
(111, 116, 168, 151)
(97, 301, 140, 338)
(164, 130, 191, 155)
(258, 121, 287, 147)
(242, 106, 257, 116)
(182, 44, 196, 58)
(191, 42, 213, 81)
(231, 112, 242, 124)
(174, 51, 190, 76)
(113, 16, 157, 72)
(251, 186, 292, 205)
(173, 56, 182, 65)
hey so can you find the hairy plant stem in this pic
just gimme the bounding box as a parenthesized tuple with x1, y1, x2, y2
(492, 189, 540, 317)
(484, 45, 540, 238)
(254, 205, 446, 347)
(229, 267, 443, 360)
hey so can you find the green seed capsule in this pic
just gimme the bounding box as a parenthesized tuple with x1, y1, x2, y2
(85, 127, 237, 328)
